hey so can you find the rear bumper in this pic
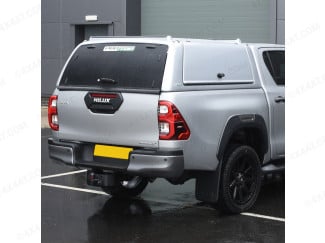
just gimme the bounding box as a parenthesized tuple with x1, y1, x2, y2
(48, 138, 184, 179)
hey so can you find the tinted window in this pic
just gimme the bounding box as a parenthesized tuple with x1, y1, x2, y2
(60, 43, 168, 90)
(263, 51, 285, 85)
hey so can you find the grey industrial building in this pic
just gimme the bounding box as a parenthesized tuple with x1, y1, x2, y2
(41, 0, 284, 96)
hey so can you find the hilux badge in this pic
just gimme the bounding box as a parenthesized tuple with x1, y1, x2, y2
(93, 97, 110, 103)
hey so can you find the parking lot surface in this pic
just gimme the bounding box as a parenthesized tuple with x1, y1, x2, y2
(42, 128, 284, 243)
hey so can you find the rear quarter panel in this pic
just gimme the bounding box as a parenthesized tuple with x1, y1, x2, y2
(159, 89, 269, 170)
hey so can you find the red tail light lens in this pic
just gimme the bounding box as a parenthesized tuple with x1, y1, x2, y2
(158, 101, 190, 140)
(48, 95, 59, 131)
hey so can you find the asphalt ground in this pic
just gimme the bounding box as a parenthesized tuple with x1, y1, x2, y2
(42, 123, 284, 242)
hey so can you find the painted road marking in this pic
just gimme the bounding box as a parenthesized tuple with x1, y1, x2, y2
(41, 182, 109, 195)
(195, 205, 285, 222)
(41, 169, 87, 179)
(42, 182, 285, 222)
(240, 212, 285, 222)
(41, 182, 186, 206)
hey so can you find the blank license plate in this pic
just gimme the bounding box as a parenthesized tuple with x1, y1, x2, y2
(94, 144, 133, 160)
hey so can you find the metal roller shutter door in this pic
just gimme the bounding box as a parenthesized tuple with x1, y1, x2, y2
(141, 0, 275, 43)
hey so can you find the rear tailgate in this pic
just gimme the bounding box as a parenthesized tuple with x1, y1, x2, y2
(57, 91, 159, 148)
(56, 42, 168, 148)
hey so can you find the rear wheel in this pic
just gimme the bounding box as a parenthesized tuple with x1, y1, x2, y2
(102, 176, 148, 198)
(217, 145, 262, 213)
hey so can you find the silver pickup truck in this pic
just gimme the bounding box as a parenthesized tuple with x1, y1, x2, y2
(48, 36, 284, 213)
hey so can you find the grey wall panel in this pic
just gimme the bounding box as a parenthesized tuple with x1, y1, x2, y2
(277, 0, 285, 20)
(126, 0, 141, 35)
(61, 0, 122, 23)
(41, 23, 61, 59)
(42, 0, 131, 95)
(276, 0, 284, 44)
(41, 23, 72, 94)
(42, 59, 62, 96)
(269, 0, 277, 44)
(277, 20, 285, 44)
(61, 24, 75, 59)
(41, 0, 60, 22)
(142, 0, 275, 43)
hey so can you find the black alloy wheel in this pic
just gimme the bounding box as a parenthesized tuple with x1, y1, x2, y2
(218, 145, 262, 213)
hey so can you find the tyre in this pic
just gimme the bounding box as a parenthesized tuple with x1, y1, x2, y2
(217, 145, 262, 213)
(101, 176, 148, 198)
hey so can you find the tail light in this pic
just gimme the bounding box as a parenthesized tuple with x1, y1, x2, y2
(158, 101, 190, 140)
(48, 95, 59, 131)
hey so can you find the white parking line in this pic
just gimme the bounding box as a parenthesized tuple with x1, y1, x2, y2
(41, 182, 109, 196)
(41, 169, 87, 179)
(240, 212, 285, 222)
(41, 182, 285, 222)
(41, 182, 187, 206)
(180, 204, 285, 222)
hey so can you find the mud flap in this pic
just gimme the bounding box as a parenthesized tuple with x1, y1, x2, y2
(195, 164, 221, 203)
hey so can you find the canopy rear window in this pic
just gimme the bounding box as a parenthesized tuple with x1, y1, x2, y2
(59, 43, 168, 91)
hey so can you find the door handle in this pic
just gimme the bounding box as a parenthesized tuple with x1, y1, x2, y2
(274, 96, 285, 103)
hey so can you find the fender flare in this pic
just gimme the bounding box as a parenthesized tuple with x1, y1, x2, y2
(217, 114, 269, 161)
(195, 114, 268, 203)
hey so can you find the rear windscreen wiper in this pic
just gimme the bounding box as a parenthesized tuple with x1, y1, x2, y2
(97, 77, 117, 84)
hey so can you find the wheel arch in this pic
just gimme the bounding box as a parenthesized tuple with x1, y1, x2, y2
(217, 114, 269, 163)
(195, 114, 268, 204)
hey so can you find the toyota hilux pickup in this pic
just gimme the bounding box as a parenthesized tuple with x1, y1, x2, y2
(48, 36, 285, 213)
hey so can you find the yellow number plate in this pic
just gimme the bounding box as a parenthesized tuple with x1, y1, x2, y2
(94, 145, 133, 160)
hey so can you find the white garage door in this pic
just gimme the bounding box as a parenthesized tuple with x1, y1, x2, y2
(141, 0, 276, 43)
